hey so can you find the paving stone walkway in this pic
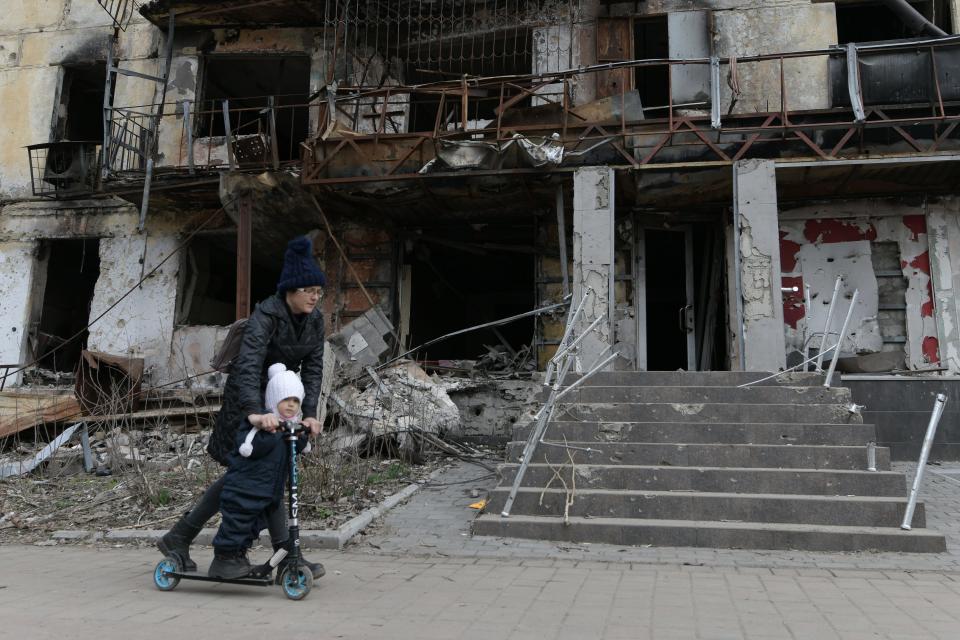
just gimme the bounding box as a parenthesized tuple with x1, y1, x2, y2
(357, 459, 960, 574)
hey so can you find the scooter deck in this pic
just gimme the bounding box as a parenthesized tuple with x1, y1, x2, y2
(166, 571, 274, 587)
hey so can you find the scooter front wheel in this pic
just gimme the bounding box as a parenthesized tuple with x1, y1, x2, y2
(153, 557, 181, 591)
(279, 565, 313, 600)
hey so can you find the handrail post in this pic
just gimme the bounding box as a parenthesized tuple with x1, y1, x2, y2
(816, 276, 843, 371)
(902, 394, 948, 530)
(824, 289, 859, 387)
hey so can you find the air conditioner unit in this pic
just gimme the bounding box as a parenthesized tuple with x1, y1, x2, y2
(41, 141, 98, 190)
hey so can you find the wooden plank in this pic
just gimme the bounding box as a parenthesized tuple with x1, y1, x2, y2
(0, 394, 82, 439)
(79, 404, 221, 424)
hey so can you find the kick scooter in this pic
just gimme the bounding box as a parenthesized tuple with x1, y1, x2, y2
(153, 421, 314, 600)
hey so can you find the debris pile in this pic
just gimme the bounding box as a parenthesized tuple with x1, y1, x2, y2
(331, 360, 463, 460)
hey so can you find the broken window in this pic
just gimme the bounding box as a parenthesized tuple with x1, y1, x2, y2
(633, 17, 670, 111)
(176, 234, 280, 326)
(196, 56, 311, 162)
(55, 63, 109, 142)
(32, 239, 101, 373)
(406, 224, 535, 361)
(836, 1, 953, 44)
(871, 241, 908, 359)
(404, 31, 534, 133)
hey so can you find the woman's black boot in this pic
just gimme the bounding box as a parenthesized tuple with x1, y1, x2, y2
(157, 511, 203, 572)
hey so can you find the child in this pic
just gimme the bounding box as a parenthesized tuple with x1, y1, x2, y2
(208, 363, 314, 579)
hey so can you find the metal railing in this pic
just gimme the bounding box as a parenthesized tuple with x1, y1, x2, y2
(501, 289, 618, 518)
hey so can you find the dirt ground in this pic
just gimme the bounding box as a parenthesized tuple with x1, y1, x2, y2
(0, 427, 477, 543)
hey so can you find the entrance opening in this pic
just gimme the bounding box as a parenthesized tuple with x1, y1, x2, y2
(177, 233, 280, 326)
(56, 63, 109, 142)
(197, 55, 311, 162)
(644, 230, 688, 370)
(36, 239, 100, 373)
(634, 16, 670, 111)
(407, 224, 535, 360)
(836, 1, 952, 44)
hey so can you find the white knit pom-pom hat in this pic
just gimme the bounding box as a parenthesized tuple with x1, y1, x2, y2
(264, 363, 305, 417)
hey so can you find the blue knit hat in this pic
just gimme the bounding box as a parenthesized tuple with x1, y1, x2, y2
(276, 236, 327, 293)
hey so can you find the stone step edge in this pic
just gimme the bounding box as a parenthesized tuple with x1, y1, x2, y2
(492, 487, 916, 503)
(497, 463, 900, 476)
(473, 514, 945, 538)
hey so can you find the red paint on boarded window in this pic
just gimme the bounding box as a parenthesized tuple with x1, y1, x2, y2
(903, 215, 927, 240)
(909, 251, 930, 274)
(782, 276, 805, 329)
(779, 231, 802, 273)
(923, 336, 940, 363)
(803, 219, 877, 244)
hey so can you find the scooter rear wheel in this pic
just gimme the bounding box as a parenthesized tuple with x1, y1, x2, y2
(279, 565, 313, 600)
(154, 557, 181, 591)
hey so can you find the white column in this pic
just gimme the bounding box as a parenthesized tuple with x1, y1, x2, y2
(572, 166, 615, 369)
(0, 242, 37, 386)
(927, 198, 960, 373)
(732, 159, 787, 372)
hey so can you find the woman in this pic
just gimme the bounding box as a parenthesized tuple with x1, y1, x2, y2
(158, 236, 327, 578)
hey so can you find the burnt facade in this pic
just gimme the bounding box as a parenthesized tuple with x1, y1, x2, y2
(3, 1, 960, 444)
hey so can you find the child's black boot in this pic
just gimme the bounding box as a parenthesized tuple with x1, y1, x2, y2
(208, 548, 252, 579)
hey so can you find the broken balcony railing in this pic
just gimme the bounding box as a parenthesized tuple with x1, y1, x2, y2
(102, 95, 314, 177)
(94, 35, 960, 187)
(501, 289, 618, 518)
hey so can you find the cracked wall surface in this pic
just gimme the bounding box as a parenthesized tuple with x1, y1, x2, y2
(733, 159, 786, 371)
(927, 198, 960, 373)
(572, 166, 615, 369)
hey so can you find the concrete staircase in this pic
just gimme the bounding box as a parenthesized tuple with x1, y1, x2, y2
(473, 372, 946, 553)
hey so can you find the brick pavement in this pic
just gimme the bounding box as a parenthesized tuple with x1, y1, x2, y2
(2, 544, 960, 639)
(357, 459, 960, 574)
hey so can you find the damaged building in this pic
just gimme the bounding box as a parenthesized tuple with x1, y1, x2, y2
(2, 0, 960, 455)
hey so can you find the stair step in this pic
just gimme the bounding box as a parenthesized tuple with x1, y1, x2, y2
(539, 385, 850, 404)
(499, 464, 907, 496)
(506, 442, 889, 470)
(563, 371, 826, 387)
(487, 488, 924, 528)
(472, 515, 947, 553)
(514, 422, 877, 445)
(561, 403, 862, 424)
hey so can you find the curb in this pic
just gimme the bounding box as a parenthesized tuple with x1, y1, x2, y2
(52, 465, 450, 550)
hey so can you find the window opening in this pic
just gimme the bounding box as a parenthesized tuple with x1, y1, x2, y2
(197, 56, 310, 162)
(634, 16, 670, 112)
(57, 63, 109, 142)
(178, 234, 280, 326)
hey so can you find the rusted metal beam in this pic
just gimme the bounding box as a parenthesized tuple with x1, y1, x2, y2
(235, 197, 252, 321)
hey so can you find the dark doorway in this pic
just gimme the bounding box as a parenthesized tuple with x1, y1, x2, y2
(36, 239, 100, 373)
(198, 55, 311, 162)
(407, 225, 534, 360)
(57, 63, 108, 142)
(178, 234, 281, 326)
(634, 16, 670, 110)
(644, 230, 688, 370)
(836, 1, 952, 44)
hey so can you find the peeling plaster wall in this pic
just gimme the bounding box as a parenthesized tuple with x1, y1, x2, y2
(0, 242, 36, 384)
(163, 325, 229, 390)
(533, 0, 597, 107)
(779, 204, 940, 370)
(572, 166, 615, 367)
(86, 233, 180, 380)
(598, 1, 837, 113)
(733, 159, 786, 371)
(927, 198, 960, 373)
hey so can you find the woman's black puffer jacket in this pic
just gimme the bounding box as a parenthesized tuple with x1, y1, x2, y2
(207, 293, 324, 465)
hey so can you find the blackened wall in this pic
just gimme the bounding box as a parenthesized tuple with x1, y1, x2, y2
(843, 377, 960, 461)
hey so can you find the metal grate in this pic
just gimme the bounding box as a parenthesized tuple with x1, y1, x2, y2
(319, 0, 582, 83)
(97, 0, 138, 31)
(27, 142, 101, 198)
